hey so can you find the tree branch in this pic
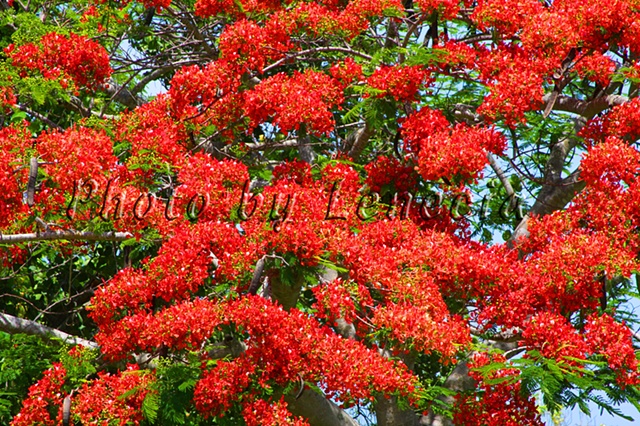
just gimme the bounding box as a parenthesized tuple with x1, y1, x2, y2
(455, 94, 628, 126)
(166, 4, 218, 58)
(0, 230, 133, 244)
(375, 350, 420, 426)
(488, 152, 516, 202)
(511, 170, 585, 243)
(263, 47, 373, 73)
(101, 79, 144, 109)
(542, 93, 628, 119)
(284, 389, 360, 426)
(345, 123, 373, 161)
(17, 104, 63, 131)
(0, 312, 98, 349)
(511, 117, 586, 245)
(298, 130, 316, 164)
(248, 256, 266, 295)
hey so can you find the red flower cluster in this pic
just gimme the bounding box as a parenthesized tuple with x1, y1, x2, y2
(90, 221, 245, 331)
(475, 46, 546, 125)
(331, 220, 474, 359)
(272, 159, 314, 186)
(37, 127, 117, 192)
(373, 302, 470, 359)
(242, 399, 310, 426)
(140, 0, 172, 8)
(93, 0, 172, 9)
(219, 19, 291, 72)
(365, 65, 430, 101)
(580, 136, 640, 187)
(245, 69, 344, 135)
(329, 57, 363, 87)
(32, 126, 118, 222)
(482, 216, 637, 327)
(585, 314, 640, 387)
(402, 108, 506, 183)
(190, 296, 417, 415)
(453, 353, 543, 426)
(580, 98, 640, 144)
(0, 86, 16, 109)
(73, 365, 155, 425)
(574, 52, 617, 87)
(0, 124, 31, 229)
(12, 362, 154, 426)
(415, 0, 459, 19)
(312, 278, 359, 324)
(472, 0, 543, 36)
(169, 62, 241, 121)
(175, 152, 249, 222)
(196, 0, 282, 17)
(364, 155, 419, 193)
(10, 363, 66, 426)
(521, 312, 588, 365)
(117, 95, 190, 174)
(6, 32, 112, 91)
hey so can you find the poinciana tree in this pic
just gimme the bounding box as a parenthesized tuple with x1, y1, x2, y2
(1, 0, 640, 425)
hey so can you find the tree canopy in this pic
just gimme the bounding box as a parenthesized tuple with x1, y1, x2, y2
(2, 0, 640, 425)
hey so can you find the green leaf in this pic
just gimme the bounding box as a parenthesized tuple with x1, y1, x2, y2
(142, 391, 160, 422)
(10, 111, 27, 123)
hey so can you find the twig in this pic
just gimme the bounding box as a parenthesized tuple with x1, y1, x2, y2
(487, 152, 517, 208)
(263, 47, 373, 73)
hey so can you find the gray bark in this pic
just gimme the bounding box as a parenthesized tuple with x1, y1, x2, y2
(511, 116, 586, 245)
(284, 389, 360, 426)
(375, 351, 420, 426)
(0, 230, 132, 244)
(102, 79, 144, 109)
(345, 124, 374, 161)
(0, 312, 98, 349)
(298, 125, 316, 164)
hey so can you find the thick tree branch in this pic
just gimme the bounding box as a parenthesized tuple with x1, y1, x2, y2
(298, 131, 316, 164)
(375, 350, 420, 426)
(512, 171, 585, 243)
(0, 230, 133, 244)
(345, 123, 373, 160)
(452, 103, 483, 125)
(284, 390, 360, 426)
(541, 93, 628, 118)
(18, 104, 63, 131)
(248, 256, 266, 295)
(511, 117, 586, 245)
(419, 362, 476, 426)
(0, 312, 98, 348)
(101, 79, 144, 109)
(207, 339, 248, 359)
(27, 157, 38, 207)
(455, 93, 628, 126)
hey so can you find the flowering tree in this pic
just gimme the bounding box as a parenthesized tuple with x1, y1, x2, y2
(2, 0, 640, 425)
